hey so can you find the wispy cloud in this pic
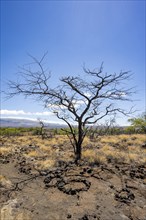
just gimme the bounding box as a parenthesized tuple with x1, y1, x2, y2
(0, 116, 66, 125)
(47, 99, 88, 110)
(0, 110, 54, 116)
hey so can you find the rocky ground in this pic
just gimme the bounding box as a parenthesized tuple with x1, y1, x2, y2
(0, 136, 146, 220)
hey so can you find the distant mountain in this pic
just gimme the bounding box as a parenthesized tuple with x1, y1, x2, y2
(0, 118, 66, 128)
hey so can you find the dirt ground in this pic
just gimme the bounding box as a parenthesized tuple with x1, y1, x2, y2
(0, 135, 146, 220)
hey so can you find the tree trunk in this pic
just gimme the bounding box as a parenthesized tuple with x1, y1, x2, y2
(75, 120, 83, 163)
(75, 144, 82, 162)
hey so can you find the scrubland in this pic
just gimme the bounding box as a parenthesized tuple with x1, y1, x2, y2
(1, 134, 145, 167)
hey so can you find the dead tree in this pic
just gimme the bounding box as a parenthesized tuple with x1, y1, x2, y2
(37, 118, 45, 139)
(6, 54, 135, 162)
(89, 117, 116, 140)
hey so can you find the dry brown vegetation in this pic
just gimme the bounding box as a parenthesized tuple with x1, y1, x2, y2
(0, 134, 146, 220)
(1, 134, 145, 166)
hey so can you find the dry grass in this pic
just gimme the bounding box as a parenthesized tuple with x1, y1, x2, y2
(34, 159, 55, 170)
(0, 147, 12, 155)
(82, 134, 146, 165)
(82, 149, 107, 164)
(100, 136, 119, 145)
(24, 150, 42, 158)
(0, 134, 145, 166)
(100, 134, 145, 146)
(82, 136, 92, 147)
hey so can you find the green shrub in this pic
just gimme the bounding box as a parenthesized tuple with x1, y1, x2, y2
(0, 128, 21, 136)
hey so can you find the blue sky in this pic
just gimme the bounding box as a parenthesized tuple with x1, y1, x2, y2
(1, 0, 145, 125)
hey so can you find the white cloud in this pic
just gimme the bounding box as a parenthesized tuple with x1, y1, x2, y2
(73, 99, 88, 108)
(34, 112, 54, 116)
(0, 110, 53, 116)
(0, 116, 66, 125)
(47, 100, 88, 110)
(84, 92, 91, 97)
(107, 92, 127, 98)
(47, 104, 67, 110)
(1, 116, 39, 121)
(1, 110, 26, 115)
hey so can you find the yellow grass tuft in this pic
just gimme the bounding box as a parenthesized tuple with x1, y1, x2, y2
(82, 137, 92, 147)
(82, 149, 106, 164)
(101, 145, 113, 152)
(35, 159, 55, 170)
(24, 150, 41, 158)
(128, 153, 139, 163)
(39, 145, 53, 153)
(0, 147, 11, 155)
(100, 136, 119, 145)
(83, 149, 96, 158)
(119, 134, 129, 142)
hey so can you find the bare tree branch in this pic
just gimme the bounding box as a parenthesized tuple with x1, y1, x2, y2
(6, 54, 136, 162)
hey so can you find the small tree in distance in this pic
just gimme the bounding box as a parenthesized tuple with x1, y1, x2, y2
(128, 113, 146, 133)
(7, 53, 135, 162)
